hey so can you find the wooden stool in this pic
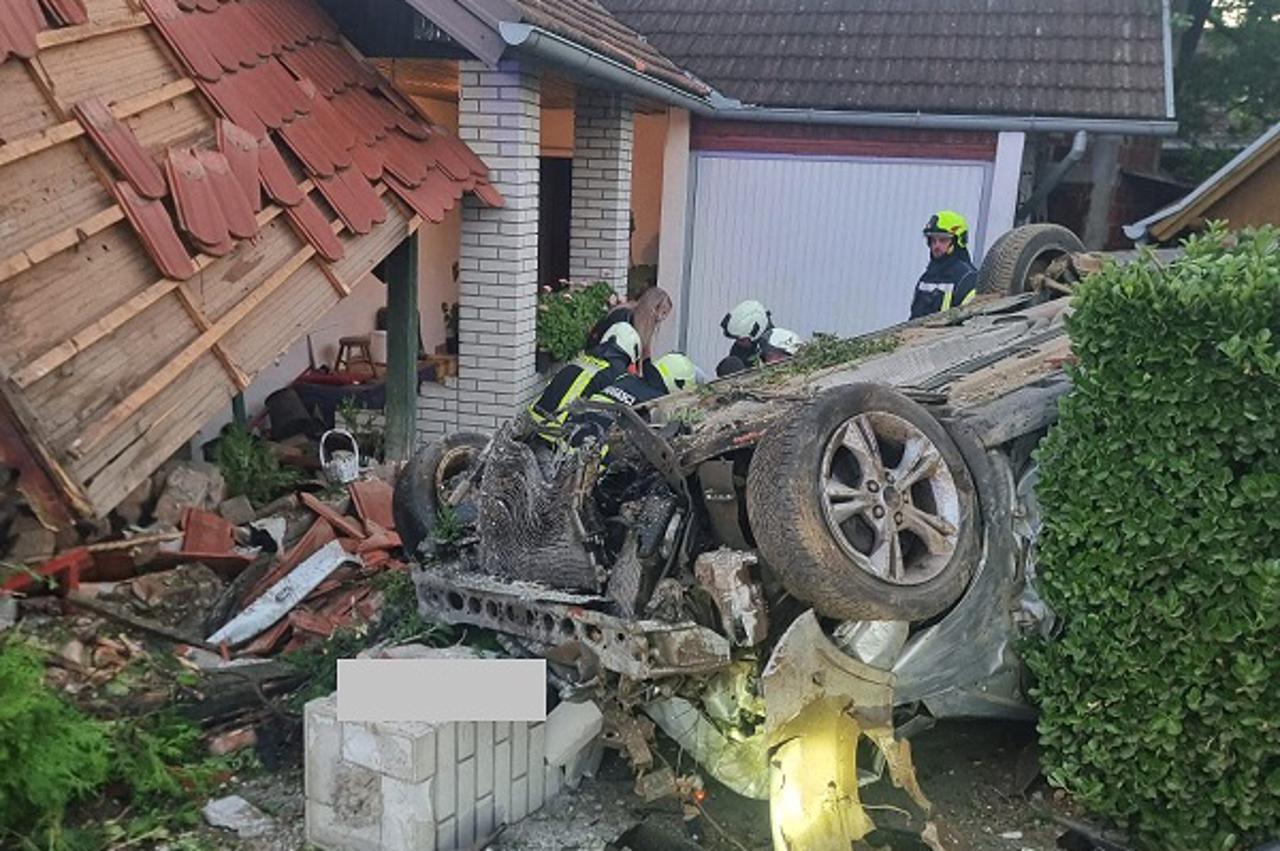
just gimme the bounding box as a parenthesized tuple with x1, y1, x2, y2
(334, 335, 373, 373)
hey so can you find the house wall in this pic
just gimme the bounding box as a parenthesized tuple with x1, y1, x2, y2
(631, 112, 669, 267)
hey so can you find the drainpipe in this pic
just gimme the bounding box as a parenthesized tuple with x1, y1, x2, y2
(1016, 130, 1089, 223)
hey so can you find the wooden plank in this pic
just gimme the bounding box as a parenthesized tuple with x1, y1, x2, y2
(30, 297, 201, 455)
(125, 91, 210, 157)
(0, 78, 195, 171)
(0, 206, 124, 285)
(0, 143, 116, 268)
(0, 61, 60, 146)
(70, 246, 317, 459)
(80, 354, 232, 512)
(11, 199, 290, 387)
(35, 13, 150, 50)
(39, 29, 181, 110)
(174, 283, 251, 390)
(0, 390, 79, 527)
(0, 382, 95, 518)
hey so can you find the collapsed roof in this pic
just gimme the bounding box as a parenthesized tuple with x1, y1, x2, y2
(0, 0, 501, 521)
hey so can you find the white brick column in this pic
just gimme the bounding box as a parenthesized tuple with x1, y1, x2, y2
(417, 59, 542, 442)
(569, 88, 634, 294)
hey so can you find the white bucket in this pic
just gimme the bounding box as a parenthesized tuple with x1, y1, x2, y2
(369, 330, 388, 365)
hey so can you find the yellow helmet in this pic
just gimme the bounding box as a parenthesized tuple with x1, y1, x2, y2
(923, 210, 969, 251)
(654, 352, 698, 392)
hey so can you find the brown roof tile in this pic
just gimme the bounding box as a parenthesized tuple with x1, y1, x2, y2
(472, 180, 504, 209)
(196, 148, 258, 240)
(217, 119, 262, 212)
(112, 180, 196, 280)
(165, 146, 231, 249)
(284, 192, 344, 261)
(380, 130, 430, 186)
(40, 0, 87, 27)
(314, 170, 370, 235)
(384, 172, 448, 224)
(73, 97, 167, 200)
(145, 0, 223, 82)
(601, 0, 1169, 120)
(513, 0, 708, 96)
(256, 135, 304, 206)
(277, 112, 336, 177)
(201, 75, 266, 138)
(0, 0, 43, 63)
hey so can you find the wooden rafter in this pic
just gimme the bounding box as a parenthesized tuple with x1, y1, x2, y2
(35, 13, 150, 50)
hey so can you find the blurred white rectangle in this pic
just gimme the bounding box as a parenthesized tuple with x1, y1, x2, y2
(337, 658, 547, 722)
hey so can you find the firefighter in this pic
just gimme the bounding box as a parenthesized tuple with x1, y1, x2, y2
(717, 299, 773, 375)
(760, 327, 803, 364)
(594, 352, 700, 409)
(910, 210, 979, 319)
(528, 322, 641, 429)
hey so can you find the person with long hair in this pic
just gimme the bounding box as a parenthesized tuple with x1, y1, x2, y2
(586, 285, 673, 361)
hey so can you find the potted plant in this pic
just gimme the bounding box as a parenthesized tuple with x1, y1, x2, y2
(442, 301, 459, 355)
(536, 280, 615, 372)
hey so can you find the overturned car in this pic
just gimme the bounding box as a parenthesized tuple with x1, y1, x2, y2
(394, 225, 1090, 846)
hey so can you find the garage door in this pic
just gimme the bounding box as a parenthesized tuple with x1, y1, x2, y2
(680, 153, 993, 374)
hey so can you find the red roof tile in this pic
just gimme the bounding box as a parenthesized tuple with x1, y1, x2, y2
(331, 89, 383, 147)
(217, 119, 261, 212)
(166, 146, 231, 250)
(195, 0, 217, 13)
(201, 5, 251, 74)
(73, 97, 167, 200)
(423, 133, 470, 182)
(277, 113, 335, 177)
(200, 75, 266, 137)
(350, 142, 383, 182)
(256, 135, 304, 206)
(146, 0, 222, 82)
(284, 192, 344, 261)
(302, 82, 356, 157)
(384, 172, 447, 225)
(380, 131, 430, 187)
(197, 148, 258, 240)
(315, 170, 371, 235)
(112, 181, 196, 281)
(40, 0, 87, 27)
(0, 0, 44, 63)
(472, 179, 504, 209)
(440, 130, 489, 179)
(244, 62, 296, 130)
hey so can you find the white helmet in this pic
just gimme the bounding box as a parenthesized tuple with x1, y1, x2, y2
(721, 300, 771, 341)
(653, 352, 699, 392)
(601, 322, 642, 365)
(766, 327, 803, 356)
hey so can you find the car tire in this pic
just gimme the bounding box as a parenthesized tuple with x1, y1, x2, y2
(393, 432, 489, 558)
(977, 224, 1085, 295)
(745, 384, 979, 621)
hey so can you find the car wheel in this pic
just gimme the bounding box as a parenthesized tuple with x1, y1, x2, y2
(393, 432, 489, 557)
(745, 384, 979, 621)
(977, 224, 1085, 295)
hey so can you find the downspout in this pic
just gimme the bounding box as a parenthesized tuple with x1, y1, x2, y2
(1015, 130, 1088, 223)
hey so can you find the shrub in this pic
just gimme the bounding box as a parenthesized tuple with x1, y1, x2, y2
(1026, 226, 1280, 850)
(536, 281, 616, 362)
(215, 423, 301, 505)
(0, 640, 109, 838)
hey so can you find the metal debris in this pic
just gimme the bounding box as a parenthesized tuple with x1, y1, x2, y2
(692, 548, 768, 647)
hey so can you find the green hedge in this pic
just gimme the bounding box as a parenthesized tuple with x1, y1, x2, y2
(1026, 226, 1280, 850)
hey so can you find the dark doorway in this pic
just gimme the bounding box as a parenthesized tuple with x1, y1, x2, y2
(538, 157, 571, 287)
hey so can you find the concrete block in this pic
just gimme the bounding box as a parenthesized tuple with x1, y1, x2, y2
(511, 722, 528, 779)
(435, 817, 455, 851)
(305, 696, 340, 806)
(544, 700, 605, 767)
(474, 793, 495, 838)
(343, 721, 436, 784)
(475, 723, 494, 798)
(381, 775, 435, 851)
(433, 723, 456, 820)
(544, 761, 563, 801)
(456, 756, 476, 845)
(493, 738, 511, 826)
(510, 775, 529, 823)
(307, 798, 382, 851)
(527, 723, 545, 810)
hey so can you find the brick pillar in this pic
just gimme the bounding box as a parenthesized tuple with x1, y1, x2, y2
(569, 88, 634, 294)
(417, 58, 541, 442)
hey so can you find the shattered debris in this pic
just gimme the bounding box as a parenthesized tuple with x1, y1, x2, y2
(202, 794, 275, 838)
